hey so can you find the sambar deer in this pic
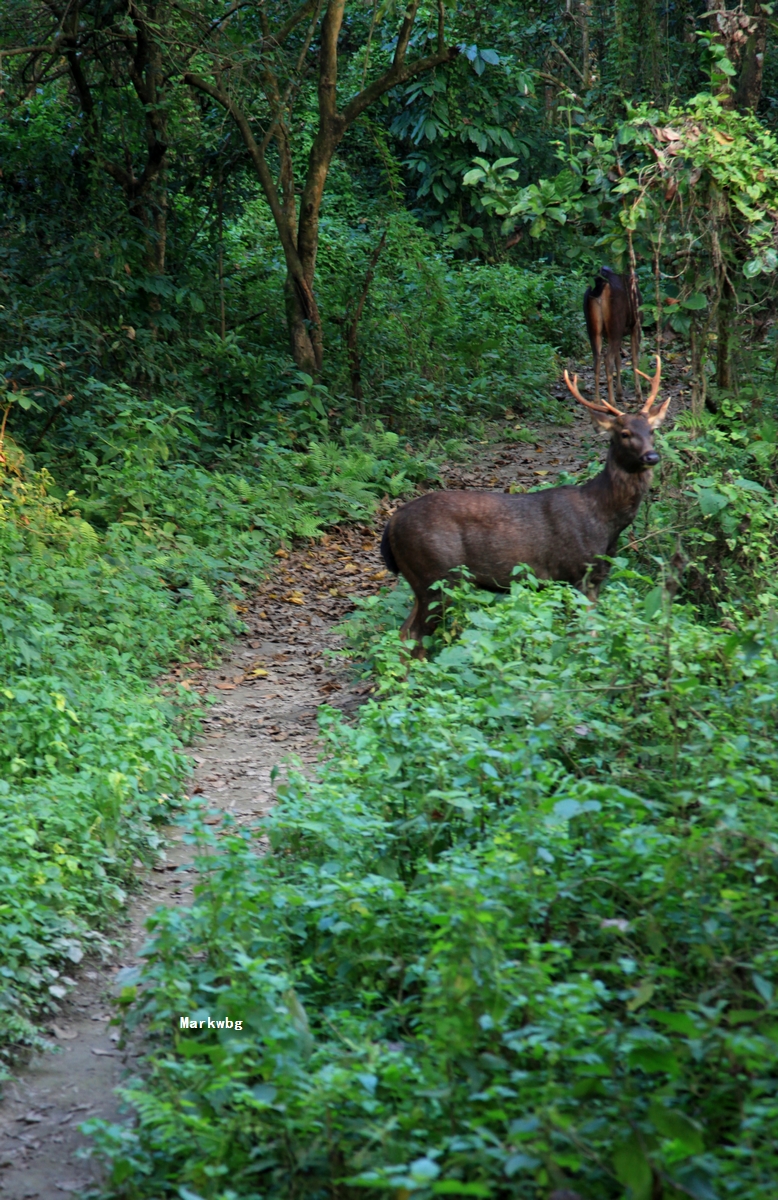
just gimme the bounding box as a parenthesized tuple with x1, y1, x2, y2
(585, 266, 642, 409)
(380, 357, 668, 655)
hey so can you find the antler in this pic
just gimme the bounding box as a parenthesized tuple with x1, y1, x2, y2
(637, 355, 662, 413)
(563, 370, 624, 417)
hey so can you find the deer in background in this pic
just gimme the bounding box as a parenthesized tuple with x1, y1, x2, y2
(585, 266, 642, 410)
(380, 357, 668, 655)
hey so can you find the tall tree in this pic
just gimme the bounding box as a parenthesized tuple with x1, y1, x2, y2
(4, 2, 172, 275)
(181, 1, 458, 374)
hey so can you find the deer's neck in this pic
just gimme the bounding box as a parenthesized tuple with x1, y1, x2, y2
(585, 452, 652, 536)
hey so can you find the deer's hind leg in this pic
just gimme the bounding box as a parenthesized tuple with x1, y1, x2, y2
(400, 588, 440, 659)
(592, 343, 603, 405)
(606, 336, 623, 406)
(630, 323, 642, 403)
(587, 304, 605, 405)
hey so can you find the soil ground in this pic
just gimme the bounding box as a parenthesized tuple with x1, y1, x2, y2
(0, 360, 689, 1199)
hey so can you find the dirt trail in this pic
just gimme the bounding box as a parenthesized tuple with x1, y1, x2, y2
(0, 371, 687, 1198)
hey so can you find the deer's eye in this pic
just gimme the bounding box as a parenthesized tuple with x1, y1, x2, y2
(621, 431, 631, 439)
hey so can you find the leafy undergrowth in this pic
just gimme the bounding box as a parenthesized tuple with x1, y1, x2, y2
(0, 424, 431, 1064)
(89, 569, 778, 1200)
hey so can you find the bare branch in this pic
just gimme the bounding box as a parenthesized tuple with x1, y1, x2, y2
(183, 71, 302, 272)
(317, 0, 346, 123)
(393, 0, 422, 73)
(0, 44, 59, 58)
(273, 0, 318, 49)
(550, 38, 585, 84)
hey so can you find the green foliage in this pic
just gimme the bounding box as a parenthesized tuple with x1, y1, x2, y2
(642, 391, 778, 612)
(0, 407, 432, 1056)
(88, 568, 778, 1199)
(0, 471, 190, 1058)
(463, 91, 778, 402)
(464, 93, 778, 275)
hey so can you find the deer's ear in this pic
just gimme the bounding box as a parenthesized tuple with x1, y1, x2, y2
(591, 412, 618, 432)
(647, 398, 671, 429)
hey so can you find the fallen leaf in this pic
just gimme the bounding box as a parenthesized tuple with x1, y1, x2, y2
(51, 1025, 78, 1040)
(712, 129, 734, 146)
(20, 1111, 44, 1123)
(343, 563, 358, 574)
(215, 683, 235, 691)
(250, 668, 268, 677)
(275, 548, 289, 558)
(232, 674, 245, 684)
(534, 470, 549, 476)
(90, 1046, 118, 1057)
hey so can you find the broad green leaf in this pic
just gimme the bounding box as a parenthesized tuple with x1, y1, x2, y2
(649, 1100, 704, 1157)
(629, 1047, 680, 1075)
(644, 587, 664, 620)
(628, 981, 656, 1011)
(613, 1134, 653, 1200)
(752, 972, 774, 1004)
(648, 1010, 699, 1037)
(697, 488, 728, 516)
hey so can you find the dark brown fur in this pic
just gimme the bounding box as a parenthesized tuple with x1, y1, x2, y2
(584, 266, 641, 408)
(381, 397, 667, 654)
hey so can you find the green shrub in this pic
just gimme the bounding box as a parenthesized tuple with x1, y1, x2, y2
(0, 413, 432, 1058)
(89, 571, 778, 1199)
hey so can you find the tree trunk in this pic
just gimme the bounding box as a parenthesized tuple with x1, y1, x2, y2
(637, 0, 660, 97)
(690, 322, 704, 416)
(735, 2, 767, 112)
(716, 283, 733, 391)
(217, 176, 225, 341)
(285, 275, 321, 375)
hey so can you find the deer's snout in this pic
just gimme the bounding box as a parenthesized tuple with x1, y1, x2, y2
(642, 450, 660, 467)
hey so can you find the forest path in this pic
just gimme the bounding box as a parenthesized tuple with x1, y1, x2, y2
(0, 361, 688, 1199)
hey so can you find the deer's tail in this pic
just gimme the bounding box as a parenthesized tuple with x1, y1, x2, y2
(380, 522, 399, 575)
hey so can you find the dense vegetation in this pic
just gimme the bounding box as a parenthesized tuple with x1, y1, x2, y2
(2, 2, 778, 1198)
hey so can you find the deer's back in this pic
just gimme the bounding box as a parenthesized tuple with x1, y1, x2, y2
(387, 487, 616, 591)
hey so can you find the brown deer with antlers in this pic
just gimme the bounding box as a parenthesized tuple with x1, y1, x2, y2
(380, 357, 668, 655)
(585, 266, 642, 409)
